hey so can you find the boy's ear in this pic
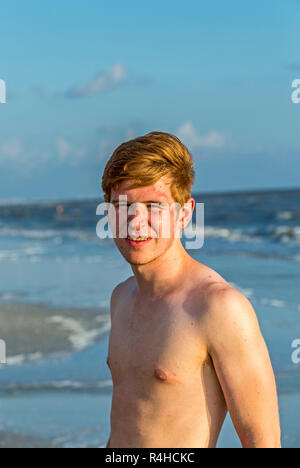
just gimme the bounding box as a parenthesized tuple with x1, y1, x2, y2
(181, 198, 195, 229)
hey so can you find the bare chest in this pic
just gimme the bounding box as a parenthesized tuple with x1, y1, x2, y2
(107, 298, 209, 388)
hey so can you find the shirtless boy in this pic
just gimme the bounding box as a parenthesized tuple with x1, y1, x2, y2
(101, 131, 281, 448)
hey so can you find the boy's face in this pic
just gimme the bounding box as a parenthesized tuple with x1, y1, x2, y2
(108, 175, 183, 266)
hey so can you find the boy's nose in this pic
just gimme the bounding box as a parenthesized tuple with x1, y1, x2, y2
(128, 203, 148, 221)
(128, 203, 149, 235)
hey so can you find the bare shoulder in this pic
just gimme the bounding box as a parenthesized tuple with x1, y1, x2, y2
(110, 276, 135, 320)
(199, 279, 262, 353)
(204, 281, 258, 322)
(190, 261, 253, 312)
(190, 263, 261, 346)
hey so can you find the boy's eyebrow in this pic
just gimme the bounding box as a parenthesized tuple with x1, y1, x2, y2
(111, 199, 167, 205)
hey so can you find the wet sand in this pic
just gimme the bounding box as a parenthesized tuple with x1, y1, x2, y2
(0, 302, 111, 447)
(0, 302, 110, 359)
(0, 431, 61, 448)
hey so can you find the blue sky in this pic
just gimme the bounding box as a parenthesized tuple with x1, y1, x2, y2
(0, 0, 300, 200)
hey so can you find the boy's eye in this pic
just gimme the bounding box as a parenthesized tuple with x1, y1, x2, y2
(116, 203, 167, 210)
(148, 203, 168, 210)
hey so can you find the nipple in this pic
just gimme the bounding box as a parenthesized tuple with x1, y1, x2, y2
(154, 367, 179, 383)
(155, 368, 168, 381)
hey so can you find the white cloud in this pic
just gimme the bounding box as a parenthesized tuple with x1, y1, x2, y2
(56, 138, 86, 165)
(177, 121, 226, 150)
(0, 138, 49, 175)
(0, 136, 86, 173)
(66, 63, 127, 98)
(1, 138, 23, 159)
(98, 121, 144, 161)
(57, 138, 72, 159)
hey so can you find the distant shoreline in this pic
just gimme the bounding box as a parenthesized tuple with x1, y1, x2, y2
(0, 185, 299, 207)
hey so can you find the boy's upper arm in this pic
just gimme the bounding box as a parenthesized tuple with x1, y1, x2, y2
(204, 286, 281, 448)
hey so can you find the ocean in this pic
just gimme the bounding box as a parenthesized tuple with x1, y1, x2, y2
(0, 188, 299, 447)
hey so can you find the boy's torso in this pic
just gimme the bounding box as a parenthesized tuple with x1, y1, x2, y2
(108, 264, 231, 448)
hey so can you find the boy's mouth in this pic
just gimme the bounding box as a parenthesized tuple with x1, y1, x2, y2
(126, 237, 152, 246)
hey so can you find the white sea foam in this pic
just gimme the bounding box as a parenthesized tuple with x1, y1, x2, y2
(95, 314, 110, 323)
(185, 223, 300, 246)
(0, 248, 102, 265)
(0, 379, 113, 391)
(269, 225, 300, 244)
(5, 355, 25, 366)
(47, 378, 112, 390)
(277, 211, 294, 221)
(68, 230, 97, 241)
(227, 287, 287, 310)
(184, 224, 261, 244)
(0, 246, 46, 263)
(2, 316, 111, 367)
(47, 316, 111, 351)
(260, 298, 286, 308)
(5, 352, 44, 367)
(0, 198, 26, 206)
(0, 227, 97, 242)
(270, 299, 286, 308)
(0, 251, 20, 262)
(84, 256, 102, 264)
(229, 282, 254, 299)
(0, 227, 58, 239)
(52, 380, 84, 389)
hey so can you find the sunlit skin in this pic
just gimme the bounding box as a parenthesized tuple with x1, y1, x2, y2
(107, 175, 194, 290)
(105, 175, 281, 448)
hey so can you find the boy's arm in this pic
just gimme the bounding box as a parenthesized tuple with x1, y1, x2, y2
(105, 280, 126, 450)
(204, 287, 281, 448)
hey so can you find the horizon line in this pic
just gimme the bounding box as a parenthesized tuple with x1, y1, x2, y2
(0, 185, 299, 207)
